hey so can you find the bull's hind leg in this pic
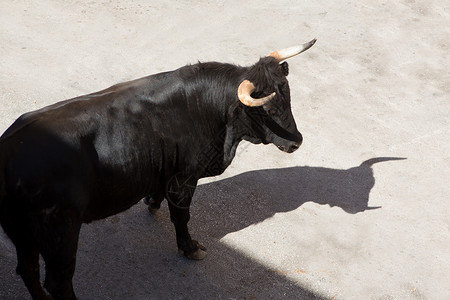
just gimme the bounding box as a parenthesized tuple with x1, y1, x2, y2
(15, 239, 50, 300)
(38, 209, 82, 300)
(0, 217, 49, 299)
(143, 193, 164, 214)
(166, 175, 206, 260)
(15, 243, 49, 300)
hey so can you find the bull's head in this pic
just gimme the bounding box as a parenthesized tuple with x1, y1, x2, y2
(237, 39, 316, 153)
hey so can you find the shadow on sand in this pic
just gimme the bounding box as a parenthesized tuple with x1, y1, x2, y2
(0, 157, 404, 299)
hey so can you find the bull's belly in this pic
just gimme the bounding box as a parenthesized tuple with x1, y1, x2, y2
(3, 164, 159, 224)
(82, 194, 144, 222)
(81, 176, 163, 222)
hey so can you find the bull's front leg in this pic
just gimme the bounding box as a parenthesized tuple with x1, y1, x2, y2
(166, 174, 207, 260)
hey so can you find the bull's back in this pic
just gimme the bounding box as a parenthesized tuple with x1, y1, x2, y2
(0, 68, 209, 221)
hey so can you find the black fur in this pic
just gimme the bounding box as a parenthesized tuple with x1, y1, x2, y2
(0, 57, 302, 299)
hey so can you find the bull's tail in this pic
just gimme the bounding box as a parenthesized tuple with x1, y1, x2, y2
(0, 178, 4, 213)
(360, 157, 407, 167)
(0, 170, 4, 206)
(0, 152, 5, 210)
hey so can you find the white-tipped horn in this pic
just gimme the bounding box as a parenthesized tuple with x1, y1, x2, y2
(269, 38, 317, 62)
(237, 80, 276, 107)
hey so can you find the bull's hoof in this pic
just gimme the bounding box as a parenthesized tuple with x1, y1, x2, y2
(179, 241, 207, 260)
(187, 248, 207, 260)
(143, 196, 161, 214)
(148, 206, 159, 214)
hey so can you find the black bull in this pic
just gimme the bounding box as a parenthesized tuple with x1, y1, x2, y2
(0, 42, 315, 299)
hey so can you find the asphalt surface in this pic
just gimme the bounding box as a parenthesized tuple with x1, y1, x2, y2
(1, 1, 449, 299)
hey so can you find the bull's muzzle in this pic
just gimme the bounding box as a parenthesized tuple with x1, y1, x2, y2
(277, 131, 303, 153)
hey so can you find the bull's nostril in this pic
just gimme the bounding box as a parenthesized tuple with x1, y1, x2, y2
(290, 143, 300, 152)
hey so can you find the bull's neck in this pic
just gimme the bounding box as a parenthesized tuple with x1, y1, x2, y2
(181, 64, 249, 176)
(189, 82, 243, 176)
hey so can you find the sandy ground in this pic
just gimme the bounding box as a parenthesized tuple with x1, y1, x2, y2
(0, 1, 449, 299)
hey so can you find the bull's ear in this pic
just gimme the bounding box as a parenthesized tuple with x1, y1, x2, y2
(280, 62, 289, 76)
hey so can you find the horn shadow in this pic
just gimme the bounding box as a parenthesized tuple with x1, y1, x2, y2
(360, 157, 407, 167)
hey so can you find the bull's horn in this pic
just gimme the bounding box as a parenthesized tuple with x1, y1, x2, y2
(269, 38, 317, 62)
(237, 80, 276, 107)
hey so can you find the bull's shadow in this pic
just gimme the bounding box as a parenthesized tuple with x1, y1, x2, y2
(0, 157, 405, 299)
(191, 157, 406, 238)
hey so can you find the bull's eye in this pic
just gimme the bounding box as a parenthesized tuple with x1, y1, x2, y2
(269, 108, 277, 116)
